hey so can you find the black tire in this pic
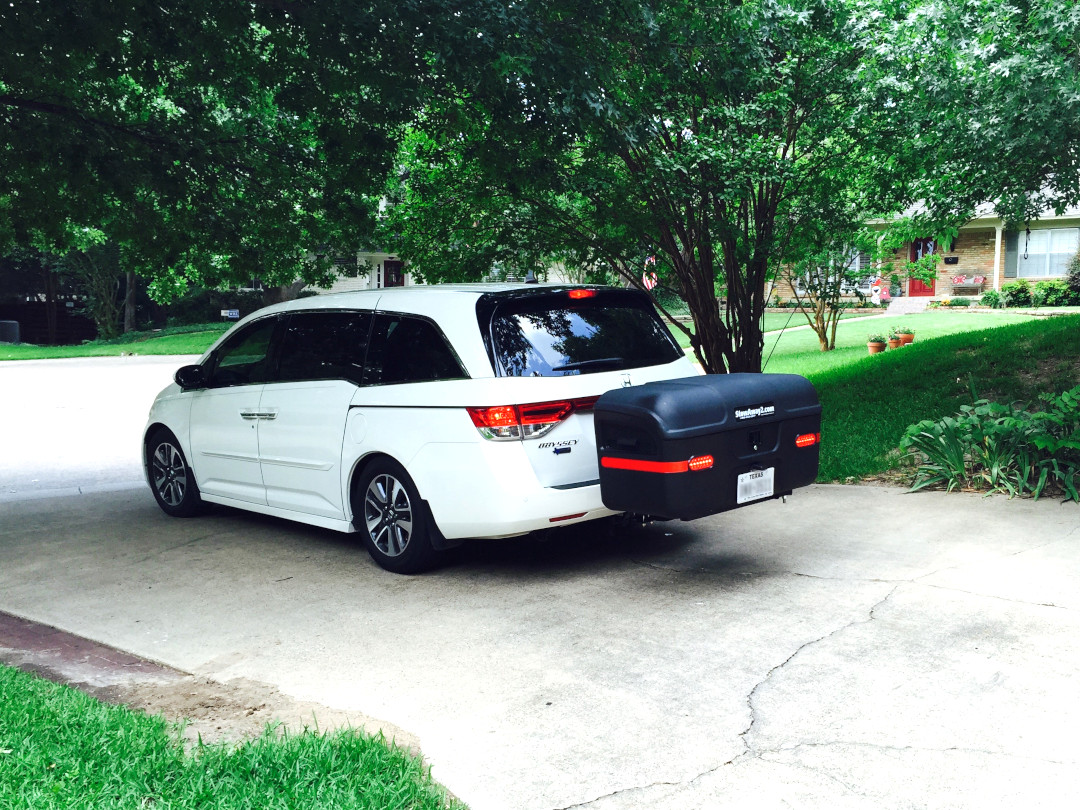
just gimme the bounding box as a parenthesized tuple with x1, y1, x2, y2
(353, 458, 438, 574)
(146, 429, 205, 517)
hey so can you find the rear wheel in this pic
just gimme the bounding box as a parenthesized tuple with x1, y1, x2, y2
(354, 459, 437, 574)
(147, 429, 205, 517)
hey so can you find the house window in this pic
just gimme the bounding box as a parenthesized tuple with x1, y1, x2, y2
(910, 238, 936, 262)
(794, 250, 872, 295)
(1017, 228, 1079, 278)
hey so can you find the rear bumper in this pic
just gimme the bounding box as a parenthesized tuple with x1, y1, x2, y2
(405, 442, 617, 539)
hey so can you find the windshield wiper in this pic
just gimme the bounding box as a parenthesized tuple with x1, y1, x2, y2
(551, 357, 626, 373)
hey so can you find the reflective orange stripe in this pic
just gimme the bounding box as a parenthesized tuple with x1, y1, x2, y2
(601, 457, 689, 474)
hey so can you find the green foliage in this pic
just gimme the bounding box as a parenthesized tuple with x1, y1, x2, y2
(1032, 279, 1077, 307)
(1002, 279, 1034, 307)
(387, 0, 933, 374)
(1067, 251, 1080, 295)
(0, 665, 464, 810)
(901, 387, 1080, 501)
(981, 289, 1005, 309)
(761, 312, 1080, 482)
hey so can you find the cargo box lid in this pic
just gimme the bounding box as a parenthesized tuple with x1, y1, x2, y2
(594, 373, 820, 440)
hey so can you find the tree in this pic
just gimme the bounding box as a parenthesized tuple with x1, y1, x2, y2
(0, 0, 469, 295)
(781, 231, 879, 352)
(384, 0, 929, 373)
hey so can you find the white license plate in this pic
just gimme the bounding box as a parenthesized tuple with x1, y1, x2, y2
(737, 467, 775, 505)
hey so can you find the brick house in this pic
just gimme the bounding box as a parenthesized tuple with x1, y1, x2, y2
(878, 204, 1080, 299)
(774, 205, 1080, 302)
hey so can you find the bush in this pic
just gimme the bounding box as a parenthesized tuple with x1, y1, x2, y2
(1033, 279, 1077, 307)
(1001, 279, 1033, 307)
(164, 287, 268, 326)
(901, 386, 1080, 500)
(1067, 251, 1080, 296)
(980, 289, 1005, 308)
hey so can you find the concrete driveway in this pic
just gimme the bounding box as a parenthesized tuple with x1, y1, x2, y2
(2, 357, 1079, 809)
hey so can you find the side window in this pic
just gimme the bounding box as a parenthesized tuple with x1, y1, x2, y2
(274, 311, 372, 385)
(207, 318, 278, 388)
(362, 314, 468, 385)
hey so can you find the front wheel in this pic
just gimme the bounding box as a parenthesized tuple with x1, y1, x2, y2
(354, 459, 438, 574)
(147, 429, 205, 517)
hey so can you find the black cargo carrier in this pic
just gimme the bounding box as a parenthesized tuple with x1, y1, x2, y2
(594, 374, 821, 520)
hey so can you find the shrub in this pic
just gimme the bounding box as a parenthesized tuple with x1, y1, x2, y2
(1067, 250, 1080, 296)
(901, 385, 1080, 500)
(1002, 279, 1033, 307)
(944, 297, 970, 307)
(1033, 279, 1076, 307)
(980, 289, 1004, 308)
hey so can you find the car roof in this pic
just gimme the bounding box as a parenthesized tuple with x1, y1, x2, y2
(264, 282, 586, 316)
(206, 283, 607, 378)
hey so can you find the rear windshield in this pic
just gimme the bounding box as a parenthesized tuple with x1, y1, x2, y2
(486, 291, 683, 377)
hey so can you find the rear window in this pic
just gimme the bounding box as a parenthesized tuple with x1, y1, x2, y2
(485, 290, 683, 377)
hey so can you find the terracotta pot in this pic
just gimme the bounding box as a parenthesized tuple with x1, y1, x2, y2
(867, 341, 886, 354)
(888, 338, 902, 349)
(899, 332, 915, 345)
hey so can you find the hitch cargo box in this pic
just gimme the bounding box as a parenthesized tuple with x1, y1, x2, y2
(594, 374, 821, 520)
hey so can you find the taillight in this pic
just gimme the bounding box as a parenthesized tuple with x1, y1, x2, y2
(467, 397, 599, 441)
(568, 289, 597, 299)
(795, 432, 820, 448)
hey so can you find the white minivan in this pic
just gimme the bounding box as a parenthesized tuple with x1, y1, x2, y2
(144, 284, 698, 572)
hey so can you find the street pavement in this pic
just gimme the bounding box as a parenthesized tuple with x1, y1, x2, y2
(1, 356, 1079, 809)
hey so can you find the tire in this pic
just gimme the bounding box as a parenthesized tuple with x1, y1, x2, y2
(354, 458, 438, 574)
(147, 429, 205, 518)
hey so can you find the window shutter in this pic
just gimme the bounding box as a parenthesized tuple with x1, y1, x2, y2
(1004, 231, 1018, 278)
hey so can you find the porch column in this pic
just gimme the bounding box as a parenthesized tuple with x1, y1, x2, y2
(993, 223, 1003, 291)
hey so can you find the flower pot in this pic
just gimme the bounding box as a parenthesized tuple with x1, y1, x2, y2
(899, 332, 915, 345)
(887, 338, 902, 349)
(867, 341, 886, 354)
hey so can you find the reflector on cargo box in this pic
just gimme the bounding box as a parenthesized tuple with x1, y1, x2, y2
(594, 373, 821, 520)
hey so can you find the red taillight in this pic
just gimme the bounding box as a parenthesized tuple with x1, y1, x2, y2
(795, 432, 820, 448)
(688, 455, 714, 471)
(568, 289, 597, 299)
(468, 405, 518, 429)
(467, 397, 598, 441)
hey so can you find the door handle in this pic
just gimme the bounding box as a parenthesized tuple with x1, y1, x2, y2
(239, 410, 261, 420)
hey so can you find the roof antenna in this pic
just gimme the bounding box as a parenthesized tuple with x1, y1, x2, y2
(524, 269, 538, 284)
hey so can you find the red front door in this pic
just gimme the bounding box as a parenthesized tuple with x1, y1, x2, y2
(908, 238, 937, 296)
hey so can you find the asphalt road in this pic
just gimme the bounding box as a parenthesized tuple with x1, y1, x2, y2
(2, 356, 1079, 809)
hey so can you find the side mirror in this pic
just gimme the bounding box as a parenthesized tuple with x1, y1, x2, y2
(174, 364, 208, 390)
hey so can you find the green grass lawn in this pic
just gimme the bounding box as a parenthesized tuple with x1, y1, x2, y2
(789, 313, 1080, 481)
(0, 664, 465, 810)
(0, 323, 229, 361)
(667, 309, 876, 349)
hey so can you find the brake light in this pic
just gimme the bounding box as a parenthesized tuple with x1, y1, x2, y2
(688, 455, 714, 471)
(568, 289, 597, 299)
(467, 396, 599, 441)
(795, 432, 820, 448)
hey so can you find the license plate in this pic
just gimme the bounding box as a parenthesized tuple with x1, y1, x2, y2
(737, 467, 775, 504)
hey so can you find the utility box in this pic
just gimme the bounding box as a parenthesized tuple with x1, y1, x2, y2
(0, 320, 20, 343)
(594, 374, 822, 520)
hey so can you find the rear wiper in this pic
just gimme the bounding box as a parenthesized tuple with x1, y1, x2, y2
(552, 357, 626, 372)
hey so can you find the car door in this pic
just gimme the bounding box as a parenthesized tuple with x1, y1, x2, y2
(187, 317, 278, 505)
(258, 310, 372, 519)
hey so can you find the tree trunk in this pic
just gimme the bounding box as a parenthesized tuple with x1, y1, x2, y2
(261, 281, 307, 306)
(123, 271, 136, 333)
(43, 268, 58, 345)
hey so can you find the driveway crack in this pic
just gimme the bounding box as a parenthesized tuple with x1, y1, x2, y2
(738, 584, 901, 754)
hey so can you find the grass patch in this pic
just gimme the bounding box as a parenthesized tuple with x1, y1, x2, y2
(0, 664, 465, 809)
(0, 323, 229, 361)
(667, 310, 878, 350)
(790, 314, 1080, 481)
